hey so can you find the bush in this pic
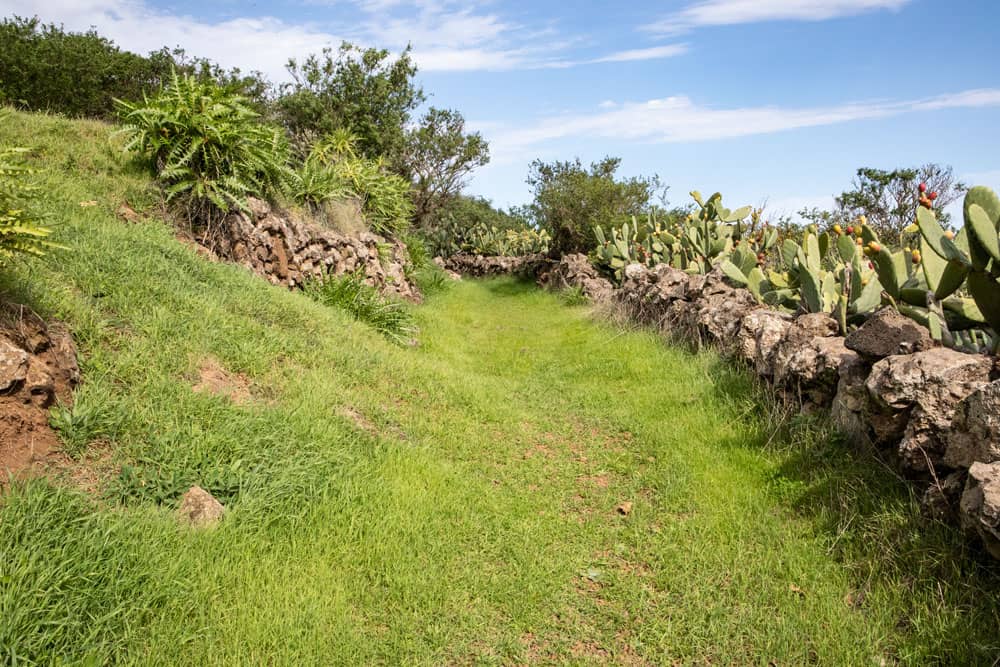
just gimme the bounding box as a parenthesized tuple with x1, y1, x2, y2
(526, 156, 661, 257)
(286, 153, 348, 211)
(0, 142, 60, 263)
(116, 72, 291, 222)
(329, 156, 413, 237)
(305, 271, 416, 345)
(0, 17, 270, 119)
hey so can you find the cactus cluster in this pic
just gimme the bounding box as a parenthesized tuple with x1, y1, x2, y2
(593, 184, 1000, 351)
(912, 185, 1000, 351)
(594, 191, 777, 281)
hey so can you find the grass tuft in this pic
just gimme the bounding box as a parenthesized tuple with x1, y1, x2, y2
(305, 271, 417, 345)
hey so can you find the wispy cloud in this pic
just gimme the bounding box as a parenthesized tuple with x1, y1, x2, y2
(484, 89, 1000, 162)
(646, 0, 913, 34)
(6, 0, 682, 75)
(589, 44, 690, 63)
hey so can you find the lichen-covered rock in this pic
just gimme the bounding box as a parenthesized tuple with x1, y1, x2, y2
(177, 485, 225, 527)
(736, 309, 792, 371)
(944, 380, 1000, 469)
(205, 200, 422, 302)
(961, 462, 1000, 558)
(865, 349, 992, 474)
(443, 253, 547, 278)
(845, 307, 935, 360)
(538, 254, 614, 303)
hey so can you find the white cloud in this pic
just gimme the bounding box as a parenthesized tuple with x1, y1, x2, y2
(3, 0, 682, 75)
(590, 44, 690, 63)
(647, 0, 912, 34)
(483, 88, 1000, 160)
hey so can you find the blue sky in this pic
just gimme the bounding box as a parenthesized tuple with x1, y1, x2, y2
(6, 0, 1000, 218)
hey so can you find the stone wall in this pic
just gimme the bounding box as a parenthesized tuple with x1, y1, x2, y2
(204, 198, 421, 302)
(441, 253, 548, 278)
(541, 254, 1000, 558)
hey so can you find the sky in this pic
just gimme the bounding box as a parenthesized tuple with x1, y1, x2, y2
(5, 0, 1000, 218)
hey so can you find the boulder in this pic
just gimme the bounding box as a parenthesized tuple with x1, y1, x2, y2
(961, 462, 1000, 558)
(845, 307, 935, 360)
(944, 379, 1000, 469)
(177, 486, 226, 527)
(865, 349, 992, 474)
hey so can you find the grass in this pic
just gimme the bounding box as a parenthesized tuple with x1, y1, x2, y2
(1, 108, 999, 665)
(304, 271, 418, 345)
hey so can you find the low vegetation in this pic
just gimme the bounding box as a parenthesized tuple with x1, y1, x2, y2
(593, 187, 1000, 353)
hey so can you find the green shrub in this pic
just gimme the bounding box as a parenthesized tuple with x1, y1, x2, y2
(287, 153, 348, 210)
(116, 72, 291, 222)
(526, 156, 662, 256)
(330, 157, 412, 237)
(305, 271, 417, 345)
(0, 143, 60, 263)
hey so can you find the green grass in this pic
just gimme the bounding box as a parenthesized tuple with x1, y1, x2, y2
(1, 108, 999, 665)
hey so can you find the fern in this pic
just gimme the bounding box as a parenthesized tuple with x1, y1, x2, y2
(116, 71, 291, 223)
(0, 145, 60, 263)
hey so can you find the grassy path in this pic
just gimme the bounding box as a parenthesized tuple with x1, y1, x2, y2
(1, 110, 999, 665)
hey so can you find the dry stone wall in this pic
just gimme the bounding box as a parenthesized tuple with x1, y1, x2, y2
(537, 254, 1000, 558)
(204, 198, 421, 302)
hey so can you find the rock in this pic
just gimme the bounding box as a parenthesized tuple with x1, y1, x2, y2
(845, 307, 935, 360)
(770, 314, 854, 406)
(204, 207, 422, 302)
(177, 486, 225, 527)
(736, 309, 792, 370)
(24, 357, 55, 407)
(672, 268, 760, 346)
(944, 379, 1000, 469)
(614, 263, 690, 325)
(0, 303, 50, 353)
(865, 349, 992, 474)
(444, 253, 547, 278)
(0, 335, 30, 392)
(773, 334, 859, 407)
(538, 254, 614, 304)
(246, 197, 271, 221)
(921, 470, 967, 522)
(830, 352, 871, 442)
(960, 462, 1000, 558)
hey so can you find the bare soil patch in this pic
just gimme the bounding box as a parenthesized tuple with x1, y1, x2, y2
(192, 357, 252, 404)
(0, 302, 79, 484)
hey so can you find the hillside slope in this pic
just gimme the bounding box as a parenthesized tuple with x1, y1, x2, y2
(1, 111, 998, 665)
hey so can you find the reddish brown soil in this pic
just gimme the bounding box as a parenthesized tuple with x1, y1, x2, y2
(0, 302, 79, 485)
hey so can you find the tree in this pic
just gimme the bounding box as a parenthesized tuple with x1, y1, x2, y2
(0, 17, 270, 118)
(526, 157, 661, 256)
(277, 43, 424, 163)
(835, 165, 965, 241)
(403, 108, 489, 226)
